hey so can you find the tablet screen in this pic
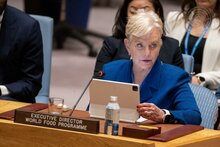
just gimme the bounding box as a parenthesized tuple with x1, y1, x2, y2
(89, 78, 140, 123)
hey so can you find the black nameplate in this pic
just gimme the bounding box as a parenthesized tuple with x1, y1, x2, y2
(14, 109, 99, 134)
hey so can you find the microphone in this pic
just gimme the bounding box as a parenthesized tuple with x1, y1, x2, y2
(98, 70, 105, 77)
(69, 71, 105, 116)
(93, 70, 105, 79)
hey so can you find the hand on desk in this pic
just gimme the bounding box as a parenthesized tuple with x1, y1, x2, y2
(137, 103, 164, 123)
(191, 76, 200, 85)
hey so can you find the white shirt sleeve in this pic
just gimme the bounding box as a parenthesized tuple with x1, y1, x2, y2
(0, 85, 10, 96)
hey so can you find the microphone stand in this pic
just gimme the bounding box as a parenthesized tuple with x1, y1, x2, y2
(69, 77, 93, 116)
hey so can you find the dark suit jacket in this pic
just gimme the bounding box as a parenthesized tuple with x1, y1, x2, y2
(0, 6, 43, 103)
(94, 36, 183, 78)
(103, 59, 201, 125)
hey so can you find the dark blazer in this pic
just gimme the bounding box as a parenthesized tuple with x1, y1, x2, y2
(0, 6, 43, 103)
(94, 36, 183, 78)
(103, 59, 201, 125)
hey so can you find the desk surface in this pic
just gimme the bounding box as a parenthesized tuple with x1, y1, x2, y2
(0, 100, 220, 147)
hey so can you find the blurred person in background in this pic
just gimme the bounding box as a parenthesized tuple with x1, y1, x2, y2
(0, 0, 43, 102)
(93, 0, 183, 78)
(165, 0, 220, 90)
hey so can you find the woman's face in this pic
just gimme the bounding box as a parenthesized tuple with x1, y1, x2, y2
(195, 0, 217, 9)
(127, 0, 155, 17)
(124, 29, 161, 72)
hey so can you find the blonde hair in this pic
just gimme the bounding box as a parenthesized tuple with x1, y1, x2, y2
(125, 11, 163, 39)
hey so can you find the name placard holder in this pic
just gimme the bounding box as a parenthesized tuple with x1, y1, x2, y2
(14, 109, 99, 134)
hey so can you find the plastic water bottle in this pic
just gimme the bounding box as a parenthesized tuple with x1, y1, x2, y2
(104, 96, 120, 136)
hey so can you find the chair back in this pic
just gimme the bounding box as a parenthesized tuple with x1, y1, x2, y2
(189, 83, 218, 129)
(182, 54, 194, 74)
(30, 15, 54, 103)
(215, 86, 220, 129)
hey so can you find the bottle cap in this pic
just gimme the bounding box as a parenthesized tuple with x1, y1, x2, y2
(110, 96, 118, 102)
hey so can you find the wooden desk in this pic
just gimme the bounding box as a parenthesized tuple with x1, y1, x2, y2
(0, 100, 220, 147)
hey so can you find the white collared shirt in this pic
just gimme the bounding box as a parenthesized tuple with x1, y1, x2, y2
(0, 10, 9, 96)
(0, 10, 4, 30)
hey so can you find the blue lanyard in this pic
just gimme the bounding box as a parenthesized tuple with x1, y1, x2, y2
(184, 20, 211, 56)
